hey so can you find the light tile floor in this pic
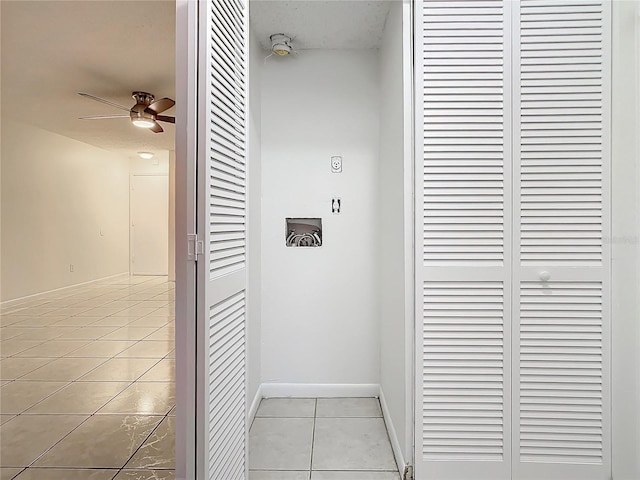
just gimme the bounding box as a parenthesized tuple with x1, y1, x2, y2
(250, 398, 400, 480)
(0, 275, 175, 480)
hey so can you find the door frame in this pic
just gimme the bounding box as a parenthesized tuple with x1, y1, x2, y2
(175, 0, 198, 478)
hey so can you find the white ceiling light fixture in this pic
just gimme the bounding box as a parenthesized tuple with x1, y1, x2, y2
(270, 33, 292, 56)
(138, 152, 154, 159)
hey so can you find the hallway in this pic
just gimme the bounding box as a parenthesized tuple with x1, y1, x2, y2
(0, 275, 175, 480)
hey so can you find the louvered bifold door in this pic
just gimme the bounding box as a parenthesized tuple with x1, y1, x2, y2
(196, 0, 248, 479)
(415, 1, 512, 478)
(512, 1, 611, 479)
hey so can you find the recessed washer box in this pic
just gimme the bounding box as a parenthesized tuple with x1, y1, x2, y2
(285, 218, 322, 247)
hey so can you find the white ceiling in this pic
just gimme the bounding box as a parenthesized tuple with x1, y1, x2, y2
(1, 0, 390, 159)
(250, 1, 392, 51)
(1, 0, 176, 159)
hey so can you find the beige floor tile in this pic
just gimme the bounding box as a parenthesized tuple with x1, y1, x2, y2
(137, 359, 174, 382)
(13, 327, 80, 341)
(15, 340, 89, 358)
(249, 418, 314, 471)
(113, 470, 175, 480)
(98, 382, 175, 415)
(52, 316, 105, 326)
(127, 317, 172, 328)
(116, 341, 174, 359)
(12, 307, 58, 316)
(13, 469, 117, 480)
(249, 473, 309, 480)
(79, 358, 160, 382)
(75, 308, 119, 317)
(125, 417, 175, 469)
(87, 317, 133, 327)
(143, 329, 174, 342)
(137, 301, 169, 308)
(20, 357, 107, 381)
(0, 328, 34, 341)
(0, 316, 25, 327)
(55, 326, 120, 340)
(50, 307, 94, 316)
(0, 358, 50, 380)
(311, 418, 397, 471)
(0, 381, 68, 414)
(0, 414, 87, 467)
(100, 327, 159, 341)
(257, 398, 316, 418)
(0, 468, 23, 480)
(0, 340, 44, 357)
(0, 414, 16, 426)
(26, 381, 130, 414)
(34, 415, 163, 468)
(311, 473, 400, 480)
(10, 317, 66, 327)
(111, 308, 160, 318)
(64, 341, 137, 358)
(315, 398, 382, 418)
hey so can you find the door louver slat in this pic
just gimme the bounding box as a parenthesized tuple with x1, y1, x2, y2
(519, 282, 603, 464)
(518, 0, 605, 267)
(208, 291, 245, 479)
(422, 0, 507, 267)
(422, 282, 505, 461)
(208, 0, 247, 280)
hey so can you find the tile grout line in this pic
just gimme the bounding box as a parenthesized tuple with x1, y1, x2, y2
(1, 276, 175, 477)
(308, 398, 318, 478)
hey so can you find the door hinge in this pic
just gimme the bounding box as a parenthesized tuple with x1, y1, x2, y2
(187, 234, 204, 262)
(403, 465, 413, 480)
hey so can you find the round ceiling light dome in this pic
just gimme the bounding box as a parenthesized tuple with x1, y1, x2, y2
(270, 33, 292, 56)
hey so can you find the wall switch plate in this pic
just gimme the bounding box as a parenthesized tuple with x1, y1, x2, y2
(332, 197, 341, 214)
(331, 156, 342, 173)
(69, 264, 74, 272)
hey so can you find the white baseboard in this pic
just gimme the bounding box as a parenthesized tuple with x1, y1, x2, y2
(260, 383, 380, 398)
(379, 387, 406, 474)
(248, 383, 263, 424)
(0, 272, 130, 307)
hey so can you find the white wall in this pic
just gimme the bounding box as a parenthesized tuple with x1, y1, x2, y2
(248, 26, 263, 403)
(611, 2, 640, 478)
(261, 50, 380, 384)
(1, 119, 130, 301)
(130, 151, 170, 175)
(378, 0, 411, 464)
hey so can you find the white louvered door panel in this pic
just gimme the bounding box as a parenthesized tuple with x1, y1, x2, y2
(196, 1, 248, 479)
(415, 1, 512, 478)
(512, 1, 611, 479)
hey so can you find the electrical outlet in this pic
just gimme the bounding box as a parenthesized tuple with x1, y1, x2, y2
(69, 264, 74, 272)
(331, 156, 342, 173)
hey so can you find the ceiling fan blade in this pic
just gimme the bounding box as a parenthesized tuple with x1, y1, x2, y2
(78, 114, 130, 120)
(156, 115, 175, 124)
(146, 97, 175, 114)
(77, 93, 130, 112)
(149, 121, 164, 133)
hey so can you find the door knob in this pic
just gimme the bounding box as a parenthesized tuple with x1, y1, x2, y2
(539, 271, 551, 282)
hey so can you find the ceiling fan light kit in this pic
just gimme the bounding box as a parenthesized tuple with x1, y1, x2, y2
(78, 91, 175, 134)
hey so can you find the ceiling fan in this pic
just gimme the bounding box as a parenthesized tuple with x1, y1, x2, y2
(78, 91, 175, 133)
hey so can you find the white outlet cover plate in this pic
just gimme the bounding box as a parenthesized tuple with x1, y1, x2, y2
(331, 156, 342, 173)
